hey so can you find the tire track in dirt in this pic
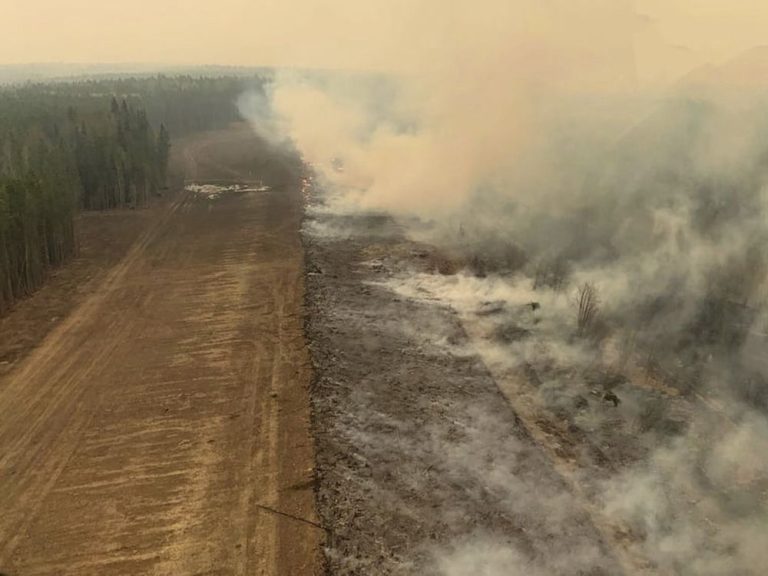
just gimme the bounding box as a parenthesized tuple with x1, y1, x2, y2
(0, 126, 321, 575)
(0, 189, 192, 565)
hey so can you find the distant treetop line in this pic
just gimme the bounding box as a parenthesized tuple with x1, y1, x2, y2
(0, 64, 275, 86)
(0, 74, 265, 314)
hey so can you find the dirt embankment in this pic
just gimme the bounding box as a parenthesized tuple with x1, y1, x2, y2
(0, 124, 321, 576)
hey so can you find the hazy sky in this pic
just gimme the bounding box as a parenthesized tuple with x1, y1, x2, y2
(2, 1, 768, 85)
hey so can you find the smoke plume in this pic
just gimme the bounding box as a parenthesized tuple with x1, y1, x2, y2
(239, 1, 768, 574)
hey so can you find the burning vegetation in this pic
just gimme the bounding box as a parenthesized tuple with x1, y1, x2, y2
(247, 12, 768, 573)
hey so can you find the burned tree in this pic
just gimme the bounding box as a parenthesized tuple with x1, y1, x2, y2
(576, 282, 600, 337)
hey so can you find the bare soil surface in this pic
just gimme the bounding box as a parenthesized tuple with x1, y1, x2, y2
(0, 206, 158, 380)
(0, 124, 322, 575)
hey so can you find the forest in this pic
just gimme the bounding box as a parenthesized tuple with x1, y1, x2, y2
(0, 74, 263, 315)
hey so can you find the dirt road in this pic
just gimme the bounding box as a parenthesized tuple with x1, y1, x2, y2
(0, 125, 322, 575)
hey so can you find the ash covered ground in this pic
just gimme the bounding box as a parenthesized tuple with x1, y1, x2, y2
(303, 196, 624, 575)
(303, 183, 768, 576)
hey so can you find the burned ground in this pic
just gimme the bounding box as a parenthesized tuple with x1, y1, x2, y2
(303, 180, 768, 576)
(304, 207, 627, 575)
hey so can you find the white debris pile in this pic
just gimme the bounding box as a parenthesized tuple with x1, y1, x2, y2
(185, 183, 270, 199)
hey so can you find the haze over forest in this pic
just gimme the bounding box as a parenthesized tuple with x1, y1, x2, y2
(3, 1, 768, 87)
(2, 2, 768, 575)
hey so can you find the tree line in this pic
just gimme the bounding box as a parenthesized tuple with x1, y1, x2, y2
(28, 74, 266, 136)
(0, 86, 171, 314)
(0, 74, 267, 315)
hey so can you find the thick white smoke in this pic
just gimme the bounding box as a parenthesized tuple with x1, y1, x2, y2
(238, 1, 768, 574)
(240, 1, 648, 216)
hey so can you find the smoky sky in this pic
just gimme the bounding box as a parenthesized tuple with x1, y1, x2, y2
(2, 0, 768, 86)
